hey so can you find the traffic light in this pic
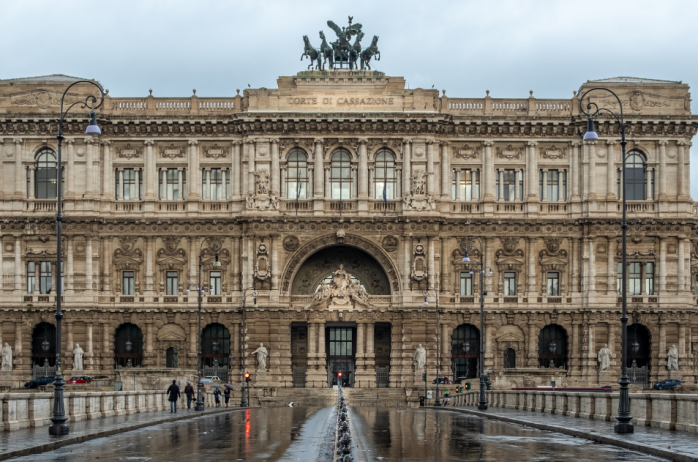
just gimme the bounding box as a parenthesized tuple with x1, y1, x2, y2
(244, 372, 251, 382)
(338, 372, 343, 378)
(464, 382, 471, 390)
(422, 372, 426, 382)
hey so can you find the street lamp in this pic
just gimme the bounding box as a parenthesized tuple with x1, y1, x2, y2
(461, 238, 491, 411)
(189, 237, 222, 411)
(423, 289, 442, 406)
(580, 87, 633, 434)
(240, 287, 258, 407)
(49, 80, 104, 436)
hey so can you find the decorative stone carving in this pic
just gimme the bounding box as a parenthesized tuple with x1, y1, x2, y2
(381, 235, 398, 252)
(308, 264, 371, 310)
(410, 243, 428, 282)
(1, 343, 12, 371)
(667, 345, 679, 371)
(540, 144, 567, 159)
(11, 89, 64, 109)
(597, 344, 611, 371)
(204, 143, 228, 159)
(413, 344, 426, 371)
(495, 144, 522, 159)
(117, 144, 142, 159)
(455, 144, 480, 160)
(114, 237, 143, 294)
(402, 169, 436, 211)
(251, 343, 268, 371)
(159, 143, 184, 159)
(283, 235, 300, 252)
(246, 168, 280, 210)
(73, 344, 84, 371)
(254, 242, 271, 281)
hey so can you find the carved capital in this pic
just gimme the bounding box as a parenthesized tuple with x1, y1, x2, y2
(606, 140, 617, 146)
(583, 140, 597, 146)
(658, 140, 669, 146)
(526, 141, 538, 147)
(483, 140, 495, 147)
(570, 141, 582, 147)
(143, 140, 155, 146)
(402, 138, 412, 145)
(13, 138, 23, 145)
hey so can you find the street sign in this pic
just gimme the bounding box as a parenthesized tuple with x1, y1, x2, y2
(484, 369, 493, 374)
(427, 390, 433, 399)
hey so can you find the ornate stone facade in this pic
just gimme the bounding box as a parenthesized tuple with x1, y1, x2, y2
(0, 71, 697, 392)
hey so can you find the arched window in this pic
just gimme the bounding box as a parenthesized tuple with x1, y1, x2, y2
(373, 149, 396, 200)
(451, 324, 480, 380)
(286, 148, 308, 199)
(625, 151, 647, 200)
(201, 323, 230, 367)
(35, 149, 57, 199)
(165, 347, 179, 368)
(538, 324, 567, 369)
(32, 322, 56, 367)
(627, 324, 651, 369)
(330, 149, 352, 200)
(503, 348, 516, 369)
(114, 323, 144, 368)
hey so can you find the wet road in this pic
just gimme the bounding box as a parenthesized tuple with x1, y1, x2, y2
(350, 407, 668, 462)
(14, 407, 336, 462)
(12, 407, 669, 462)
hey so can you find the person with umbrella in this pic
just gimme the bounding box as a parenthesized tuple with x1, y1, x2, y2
(212, 385, 222, 407)
(184, 381, 195, 410)
(223, 384, 231, 407)
(166, 379, 181, 413)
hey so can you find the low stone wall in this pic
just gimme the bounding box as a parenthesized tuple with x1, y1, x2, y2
(0, 390, 217, 431)
(453, 390, 698, 433)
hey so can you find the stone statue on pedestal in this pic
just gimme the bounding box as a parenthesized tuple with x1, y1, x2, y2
(252, 343, 269, 371)
(73, 344, 84, 371)
(413, 344, 426, 371)
(597, 344, 611, 371)
(1, 343, 12, 371)
(667, 344, 679, 371)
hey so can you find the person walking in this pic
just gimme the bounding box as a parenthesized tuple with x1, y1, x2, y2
(184, 382, 195, 410)
(443, 390, 450, 406)
(213, 387, 222, 407)
(223, 387, 231, 407)
(167, 379, 181, 413)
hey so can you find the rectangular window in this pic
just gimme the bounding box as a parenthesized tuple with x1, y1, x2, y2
(27, 262, 36, 294)
(547, 272, 559, 296)
(617, 262, 623, 294)
(548, 170, 559, 201)
(452, 169, 480, 201)
(121, 168, 139, 201)
(226, 169, 230, 200)
(504, 272, 516, 296)
(159, 169, 179, 200)
(210, 271, 221, 295)
(40, 261, 52, 294)
(645, 262, 654, 295)
(628, 262, 641, 295)
(211, 169, 223, 200)
(460, 272, 473, 296)
(503, 169, 516, 201)
(166, 271, 178, 295)
(123, 271, 135, 295)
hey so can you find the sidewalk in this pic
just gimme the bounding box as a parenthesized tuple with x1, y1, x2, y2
(447, 405, 698, 462)
(0, 406, 239, 461)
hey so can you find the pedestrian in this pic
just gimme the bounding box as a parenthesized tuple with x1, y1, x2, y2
(167, 379, 181, 413)
(184, 381, 195, 410)
(224, 387, 231, 407)
(213, 387, 222, 407)
(443, 390, 450, 406)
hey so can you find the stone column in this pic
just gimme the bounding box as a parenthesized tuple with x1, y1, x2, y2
(684, 238, 691, 292)
(145, 237, 154, 295)
(248, 141, 257, 195)
(358, 139, 368, 199)
(527, 141, 538, 200)
(497, 169, 504, 201)
(189, 237, 197, 289)
(426, 140, 435, 195)
(527, 237, 536, 295)
(356, 323, 365, 361)
(187, 140, 200, 200)
(314, 139, 324, 199)
(271, 139, 280, 195)
(318, 321, 326, 366)
(440, 142, 450, 200)
(541, 169, 548, 201)
(658, 140, 668, 200)
(62, 138, 76, 198)
(102, 237, 112, 293)
(0, 140, 4, 199)
(232, 237, 240, 291)
(232, 141, 241, 200)
(607, 238, 616, 296)
(117, 168, 124, 200)
(85, 138, 95, 199)
(678, 237, 685, 293)
(681, 142, 691, 199)
(14, 236, 22, 292)
(659, 319, 667, 368)
(441, 237, 450, 294)
(366, 322, 375, 367)
(677, 141, 686, 199)
(102, 321, 111, 366)
(280, 166, 286, 199)
(65, 236, 74, 293)
(0, 234, 3, 291)
(441, 324, 449, 367)
(13, 138, 24, 198)
(142, 140, 156, 200)
(484, 237, 494, 292)
(571, 237, 579, 293)
(570, 141, 581, 200)
(308, 322, 316, 360)
(659, 238, 667, 293)
(324, 167, 330, 200)
(145, 321, 153, 366)
(403, 236, 411, 292)
(65, 321, 74, 370)
(427, 236, 435, 289)
(454, 169, 461, 201)
(271, 234, 279, 291)
(582, 236, 590, 293)
(33, 262, 39, 294)
(26, 166, 35, 199)
(513, 168, 520, 201)
(101, 141, 113, 200)
(587, 141, 597, 200)
(86, 323, 94, 369)
(205, 168, 211, 199)
(232, 324, 240, 371)
(402, 139, 411, 197)
(587, 237, 596, 292)
(189, 319, 198, 361)
(606, 140, 617, 200)
(483, 141, 495, 201)
(85, 235, 93, 293)
(527, 315, 537, 367)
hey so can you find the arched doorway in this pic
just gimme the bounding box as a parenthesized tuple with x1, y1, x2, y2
(451, 324, 480, 381)
(627, 324, 651, 386)
(32, 322, 56, 377)
(114, 323, 144, 368)
(538, 325, 568, 369)
(202, 323, 230, 381)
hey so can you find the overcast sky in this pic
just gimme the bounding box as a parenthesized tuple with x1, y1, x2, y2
(2, 0, 697, 198)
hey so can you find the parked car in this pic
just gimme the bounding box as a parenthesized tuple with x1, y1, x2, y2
(66, 376, 91, 384)
(432, 376, 450, 384)
(653, 379, 681, 390)
(453, 377, 468, 384)
(24, 376, 55, 388)
(204, 376, 221, 382)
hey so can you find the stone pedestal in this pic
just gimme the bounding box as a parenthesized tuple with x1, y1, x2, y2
(253, 370, 270, 387)
(597, 370, 616, 387)
(0, 370, 13, 388)
(668, 370, 682, 381)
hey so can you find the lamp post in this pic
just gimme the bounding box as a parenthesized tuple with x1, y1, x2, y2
(240, 287, 258, 407)
(49, 80, 104, 436)
(580, 87, 633, 434)
(191, 237, 222, 411)
(423, 289, 441, 406)
(461, 238, 491, 411)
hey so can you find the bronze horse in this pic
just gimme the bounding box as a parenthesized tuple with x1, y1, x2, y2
(319, 31, 333, 70)
(349, 31, 364, 71)
(360, 35, 380, 70)
(301, 35, 321, 70)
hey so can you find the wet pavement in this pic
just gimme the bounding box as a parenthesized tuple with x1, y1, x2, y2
(11, 407, 336, 462)
(350, 407, 669, 462)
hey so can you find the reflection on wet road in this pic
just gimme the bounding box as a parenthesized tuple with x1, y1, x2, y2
(350, 408, 668, 462)
(15, 407, 335, 462)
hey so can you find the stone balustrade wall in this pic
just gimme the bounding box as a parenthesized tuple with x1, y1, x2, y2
(0, 390, 216, 431)
(453, 391, 698, 433)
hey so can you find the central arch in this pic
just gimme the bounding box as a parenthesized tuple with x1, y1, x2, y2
(282, 233, 400, 295)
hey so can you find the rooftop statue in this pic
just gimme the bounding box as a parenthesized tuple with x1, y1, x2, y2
(301, 17, 380, 71)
